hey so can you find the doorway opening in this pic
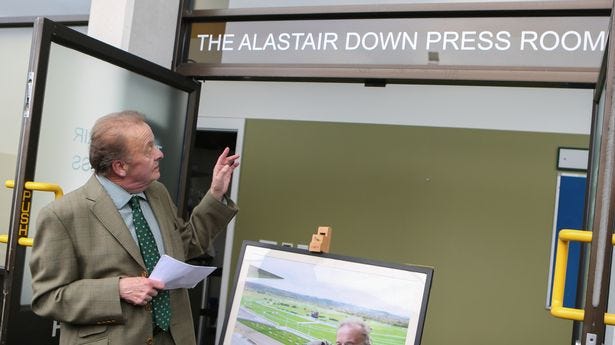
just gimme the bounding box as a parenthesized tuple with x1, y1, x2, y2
(187, 129, 238, 345)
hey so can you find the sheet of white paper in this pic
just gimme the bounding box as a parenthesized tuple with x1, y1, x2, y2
(149, 255, 217, 290)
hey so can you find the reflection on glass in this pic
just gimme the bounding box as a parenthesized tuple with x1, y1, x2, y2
(0, 0, 91, 18)
(192, 0, 569, 10)
(587, 87, 606, 232)
(21, 42, 189, 305)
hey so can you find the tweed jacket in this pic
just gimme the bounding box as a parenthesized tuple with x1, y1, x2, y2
(29, 175, 237, 345)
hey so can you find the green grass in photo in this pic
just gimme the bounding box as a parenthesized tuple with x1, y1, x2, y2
(235, 286, 409, 345)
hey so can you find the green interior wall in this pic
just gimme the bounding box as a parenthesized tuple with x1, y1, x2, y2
(231, 118, 587, 345)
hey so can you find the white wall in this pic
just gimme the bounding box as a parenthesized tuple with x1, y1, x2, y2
(198, 81, 593, 134)
(88, 0, 178, 68)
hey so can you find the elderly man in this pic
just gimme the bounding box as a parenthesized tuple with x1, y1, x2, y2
(30, 110, 239, 345)
(336, 318, 372, 345)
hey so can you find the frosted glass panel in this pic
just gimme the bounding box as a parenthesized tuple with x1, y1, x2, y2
(21, 42, 189, 305)
(0, 27, 32, 277)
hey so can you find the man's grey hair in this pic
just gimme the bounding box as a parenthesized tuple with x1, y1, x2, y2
(338, 317, 372, 345)
(89, 110, 147, 175)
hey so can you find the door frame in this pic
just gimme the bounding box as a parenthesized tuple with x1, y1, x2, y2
(195, 116, 244, 342)
(1, 17, 201, 344)
(175, 1, 615, 344)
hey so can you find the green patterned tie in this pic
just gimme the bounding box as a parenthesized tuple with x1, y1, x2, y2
(129, 195, 171, 331)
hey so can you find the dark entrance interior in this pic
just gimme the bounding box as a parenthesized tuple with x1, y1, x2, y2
(187, 129, 238, 345)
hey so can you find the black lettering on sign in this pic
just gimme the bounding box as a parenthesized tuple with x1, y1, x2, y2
(18, 190, 32, 237)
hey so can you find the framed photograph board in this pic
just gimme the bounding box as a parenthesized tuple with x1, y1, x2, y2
(219, 241, 434, 345)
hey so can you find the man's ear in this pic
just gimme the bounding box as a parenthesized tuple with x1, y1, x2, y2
(111, 160, 128, 177)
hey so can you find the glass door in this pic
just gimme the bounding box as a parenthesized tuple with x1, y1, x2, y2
(579, 8, 615, 345)
(1, 17, 200, 344)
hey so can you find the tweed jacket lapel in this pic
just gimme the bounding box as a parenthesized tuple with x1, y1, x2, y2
(83, 175, 146, 269)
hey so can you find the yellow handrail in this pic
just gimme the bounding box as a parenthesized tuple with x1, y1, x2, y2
(550, 229, 615, 324)
(1, 180, 64, 247)
(0, 235, 32, 247)
(4, 180, 63, 200)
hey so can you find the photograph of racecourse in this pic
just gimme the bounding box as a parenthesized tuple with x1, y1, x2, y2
(221, 242, 432, 345)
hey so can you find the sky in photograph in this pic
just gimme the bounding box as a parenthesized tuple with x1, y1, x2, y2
(243, 250, 427, 318)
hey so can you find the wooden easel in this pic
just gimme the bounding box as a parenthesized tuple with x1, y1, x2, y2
(308, 226, 332, 253)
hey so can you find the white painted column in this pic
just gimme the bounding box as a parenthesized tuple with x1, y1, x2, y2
(87, 0, 179, 69)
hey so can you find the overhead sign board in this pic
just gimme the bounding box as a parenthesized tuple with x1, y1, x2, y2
(188, 17, 609, 68)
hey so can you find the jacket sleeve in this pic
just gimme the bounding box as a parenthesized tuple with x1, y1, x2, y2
(166, 189, 238, 260)
(29, 206, 124, 325)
